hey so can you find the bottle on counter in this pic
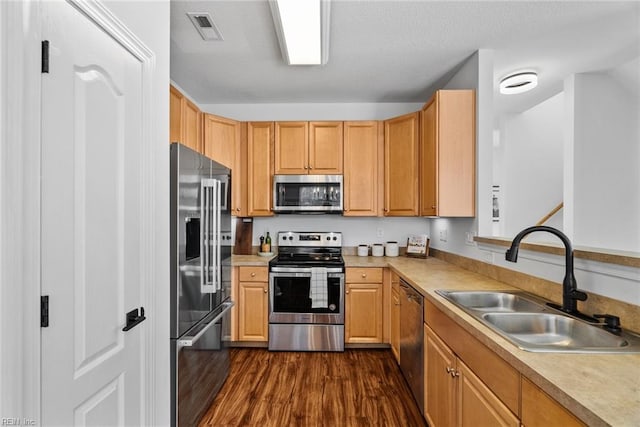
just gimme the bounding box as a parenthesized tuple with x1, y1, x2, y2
(265, 232, 272, 252)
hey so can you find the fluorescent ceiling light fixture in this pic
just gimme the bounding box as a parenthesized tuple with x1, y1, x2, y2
(269, 0, 330, 65)
(499, 71, 538, 94)
(187, 12, 224, 41)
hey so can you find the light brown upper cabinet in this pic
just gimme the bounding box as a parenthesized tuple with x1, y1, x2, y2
(384, 112, 420, 216)
(343, 121, 383, 216)
(274, 121, 343, 174)
(245, 122, 275, 217)
(169, 85, 202, 153)
(420, 90, 476, 217)
(203, 114, 239, 169)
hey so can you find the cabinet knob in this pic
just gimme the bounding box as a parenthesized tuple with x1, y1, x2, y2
(309, 166, 313, 169)
(236, 207, 241, 212)
(432, 205, 436, 209)
(251, 272, 256, 277)
(446, 367, 453, 374)
(346, 290, 350, 294)
(264, 288, 267, 293)
(361, 273, 367, 278)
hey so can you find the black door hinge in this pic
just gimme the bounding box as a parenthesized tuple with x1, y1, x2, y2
(41, 40, 49, 73)
(41, 295, 49, 327)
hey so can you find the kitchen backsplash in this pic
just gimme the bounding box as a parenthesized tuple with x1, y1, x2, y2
(237, 216, 430, 248)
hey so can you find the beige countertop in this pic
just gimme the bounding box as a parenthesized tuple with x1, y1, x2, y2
(232, 254, 640, 425)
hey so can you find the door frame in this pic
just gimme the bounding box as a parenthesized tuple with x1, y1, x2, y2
(0, 0, 161, 423)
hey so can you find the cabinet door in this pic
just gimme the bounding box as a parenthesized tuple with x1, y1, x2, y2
(436, 90, 475, 217)
(424, 324, 456, 427)
(391, 287, 400, 362)
(457, 359, 519, 427)
(384, 112, 419, 216)
(182, 97, 202, 153)
(169, 85, 182, 144)
(203, 113, 239, 169)
(238, 281, 268, 342)
(343, 121, 382, 216)
(274, 121, 308, 174)
(522, 377, 586, 427)
(345, 282, 383, 343)
(420, 100, 437, 216)
(247, 122, 274, 216)
(309, 121, 343, 174)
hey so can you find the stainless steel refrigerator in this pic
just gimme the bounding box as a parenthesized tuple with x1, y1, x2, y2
(170, 143, 234, 427)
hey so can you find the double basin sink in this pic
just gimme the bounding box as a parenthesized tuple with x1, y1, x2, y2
(436, 290, 640, 353)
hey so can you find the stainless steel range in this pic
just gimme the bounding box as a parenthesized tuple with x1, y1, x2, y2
(268, 231, 345, 352)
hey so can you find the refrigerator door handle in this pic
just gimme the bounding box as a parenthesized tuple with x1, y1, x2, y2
(201, 178, 216, 293)
(177, 301, 234, 348)
(216, 179, 222, 291)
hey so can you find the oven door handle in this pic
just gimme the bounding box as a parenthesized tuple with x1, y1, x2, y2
(177, 301, 234, 348)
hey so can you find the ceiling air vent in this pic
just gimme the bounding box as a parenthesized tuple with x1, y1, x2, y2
(187, 12, 224, 41)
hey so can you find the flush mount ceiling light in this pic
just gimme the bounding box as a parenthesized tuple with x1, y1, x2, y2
(499, 71, 538, 95)
(269, 0, 330, 65)
(187, 12, 224, 41)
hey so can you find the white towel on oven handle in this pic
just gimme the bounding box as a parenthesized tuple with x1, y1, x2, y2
(309, 267, 328, 308)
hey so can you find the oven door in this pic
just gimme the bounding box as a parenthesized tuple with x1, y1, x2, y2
(269, 268, 344, 324)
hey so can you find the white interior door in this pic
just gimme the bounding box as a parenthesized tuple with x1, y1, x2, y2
(41, 1, 146, 425)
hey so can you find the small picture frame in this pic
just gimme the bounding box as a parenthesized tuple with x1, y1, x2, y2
(406, 234, 430, 258)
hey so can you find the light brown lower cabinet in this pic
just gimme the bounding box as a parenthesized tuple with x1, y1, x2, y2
(521, 377, 586, 427)
(424, 324, 519, 427)
(345, 267, 383, 343)
(236, 266, 269, 342)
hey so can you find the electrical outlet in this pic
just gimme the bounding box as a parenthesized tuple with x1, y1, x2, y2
(482, 251, 494, 264)
(439, 229, 448, 242)
(376, 228, 384, 238)
(465, 231, 477, 246)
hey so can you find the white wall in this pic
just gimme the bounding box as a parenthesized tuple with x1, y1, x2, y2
(500, 92, 564, 239)
(200, 102, 423, 121)
(569, 71, 640, 252)
(427, 50, 640, 307)
(249, 216, 428, 248)
(92, 1, 171, 425)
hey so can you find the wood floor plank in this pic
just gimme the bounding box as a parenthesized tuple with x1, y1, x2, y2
(198, 348, 426, 427)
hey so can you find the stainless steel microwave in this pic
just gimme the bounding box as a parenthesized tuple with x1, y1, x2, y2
(273, 175, 343, 213)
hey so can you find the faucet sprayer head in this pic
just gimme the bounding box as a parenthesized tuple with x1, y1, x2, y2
(505, 245, 519, 262)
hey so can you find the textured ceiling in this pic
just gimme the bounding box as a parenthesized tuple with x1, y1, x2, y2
(170, 1, 640, 112)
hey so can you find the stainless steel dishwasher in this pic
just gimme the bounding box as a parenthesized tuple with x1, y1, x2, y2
(399, 279, 424, 415)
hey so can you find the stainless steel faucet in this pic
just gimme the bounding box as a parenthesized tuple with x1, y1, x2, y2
(505, 226, 593, 320)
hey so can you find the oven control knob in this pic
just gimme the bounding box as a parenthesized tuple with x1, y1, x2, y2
(289, 236, 294, 240)
(326, 236, 330, 241)
(282, 236, 286, 241)
(332, 236, 337, 241)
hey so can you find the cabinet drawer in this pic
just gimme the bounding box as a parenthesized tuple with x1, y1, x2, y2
(522, 377, 585, 427)
(238, 266, 268, 282)
(346, 267, 383, 283)
(425, 299, 520, 416)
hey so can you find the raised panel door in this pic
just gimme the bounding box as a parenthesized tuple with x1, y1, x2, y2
(203, 113, 239, 169)
(345, 282, 383, 343)
(238, 282, 268, 342)
(309, 121, 343, 173)
(247, 122, 274, 216)
(169, 85, 182, 144)
(424, 325, 456, 427)
(343, 121, 381, 216)
(384, 112, 419, 216)
(457, 360, 519, 427)
(391, 287, 400, 362)
(182, 97, 202, 153)
(420, 99, 437, 216)
(274, 121, 308, 174)
(522, 377, 586, 427)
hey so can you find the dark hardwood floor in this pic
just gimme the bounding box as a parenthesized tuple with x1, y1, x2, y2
(199, 348, 427, 427)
